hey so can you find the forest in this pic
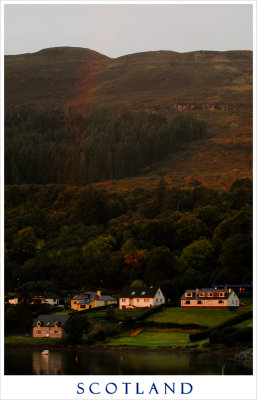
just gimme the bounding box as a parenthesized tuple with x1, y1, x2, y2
(5, 106, 206, 185)
(5, 178, 252, 301)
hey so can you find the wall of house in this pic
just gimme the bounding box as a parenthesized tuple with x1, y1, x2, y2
(71, 300, 79, 310)
(78, 303, 92, 311)
(119, 297, 154, 309)
(181, 299, 228, 308)
(44, 298, 59, 306)
(154, 289, 165, 306)
(32, 326, 63, 338)
(119, 298, 129, 309)
(8, 298, 19, 305)
(227, 292, 240, 307)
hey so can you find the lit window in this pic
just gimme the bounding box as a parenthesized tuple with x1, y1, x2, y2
(144, 299, 149, 302)
(122, 299, 126, 302)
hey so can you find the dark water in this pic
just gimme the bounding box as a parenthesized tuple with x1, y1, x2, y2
(5, 347, 252, 375)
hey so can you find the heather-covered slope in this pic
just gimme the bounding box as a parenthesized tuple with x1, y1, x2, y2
(4, 47, 253, 189)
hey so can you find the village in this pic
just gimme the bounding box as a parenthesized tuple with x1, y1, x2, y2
(5, 284, 252, 352)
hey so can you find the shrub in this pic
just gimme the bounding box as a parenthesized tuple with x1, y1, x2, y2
(189, 330, 210, 342)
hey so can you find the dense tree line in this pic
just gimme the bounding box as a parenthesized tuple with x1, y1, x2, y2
(5, 179, 252, 301)
(5, 106, 206, 185)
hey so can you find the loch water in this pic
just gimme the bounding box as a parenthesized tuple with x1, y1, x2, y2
(5, 347, 252, 375)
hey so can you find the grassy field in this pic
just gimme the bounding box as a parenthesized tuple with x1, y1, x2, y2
(146, 307, 249, 328)
(106, 331, 190, 348)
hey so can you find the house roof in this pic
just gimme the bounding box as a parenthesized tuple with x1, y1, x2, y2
(181, 288, 234, 300)
(73, 291, 116, 305)
(119, 286, 161, 299)
(73, 292, 97, 301)
(32, 314, 69, 327)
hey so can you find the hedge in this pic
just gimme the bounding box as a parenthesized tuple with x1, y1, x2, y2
(190, 311, 252, 342)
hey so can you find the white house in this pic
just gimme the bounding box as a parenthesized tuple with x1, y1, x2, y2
(180, 287, 240, 308)
(119, 286, 165, 310)
(31, 293, 60, 306)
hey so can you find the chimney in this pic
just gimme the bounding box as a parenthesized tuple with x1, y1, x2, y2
(228, 288, 232, 294)
(97, 290, 101, 297)
(196, 288, 199, 296)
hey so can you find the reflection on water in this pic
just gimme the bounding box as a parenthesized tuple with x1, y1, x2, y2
(33, 352, 63, 375)
(5, 348, 252, 375)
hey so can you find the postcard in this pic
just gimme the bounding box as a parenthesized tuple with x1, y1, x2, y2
(1, 1, 256, 399)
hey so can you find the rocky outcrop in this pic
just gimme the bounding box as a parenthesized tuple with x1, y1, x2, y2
(234, 348, 253, 362)
(145, 103, 244, 114)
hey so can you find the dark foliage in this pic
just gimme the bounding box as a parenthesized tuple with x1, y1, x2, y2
(5, 106, 206, 185)
(4, 179, 252, 294)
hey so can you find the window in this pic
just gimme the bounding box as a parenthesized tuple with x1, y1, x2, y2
(209, 293, 213, 297)
(37, 330, 41, 334)
(232, 300, 234, 304)
(186, 292, 192, 297)
(144, 299, 149, 302)
(141, 291, 146, 295)
(186, 300, 190, 304)
(197, 300, 202, 304)
(137, 299, 139, 302)
(122, 299, 126, 302)
(218, 300, 224, 304)
(200, 292, 204, 297)
(219, 293, 224, 297)
(54, 330, 58, 334)
(131, 291, 136, 295)
(160, 299, 162, 303)
(156, 299, 158, 303)
(80, 305, 86, 309)
(74, 301, 77, 304)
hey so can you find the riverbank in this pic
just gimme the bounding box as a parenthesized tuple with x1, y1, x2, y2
(5, 335, 252, 357)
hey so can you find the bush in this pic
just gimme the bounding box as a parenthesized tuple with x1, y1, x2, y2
(87, 326, 120, 344)
(136, 304, 165, 321)
(209, 327, 252, 346)
(136, 320, 208, 330)
(189, 330, 210, 342)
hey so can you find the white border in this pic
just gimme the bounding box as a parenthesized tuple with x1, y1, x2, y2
(1, 1, 256, 400)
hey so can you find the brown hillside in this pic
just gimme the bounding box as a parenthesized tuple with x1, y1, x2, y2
(4, 47, 253, 190)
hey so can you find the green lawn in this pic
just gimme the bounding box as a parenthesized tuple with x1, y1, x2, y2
(235, 318, 253, 328)
(146, 307, 250, 328)
(5, 335, 62, 345)
(106, 331, 190, 348)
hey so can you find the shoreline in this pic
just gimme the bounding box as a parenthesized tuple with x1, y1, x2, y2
(5, 341, 250, 355)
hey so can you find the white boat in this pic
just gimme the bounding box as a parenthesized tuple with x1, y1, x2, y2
(42, 350, 50, 355)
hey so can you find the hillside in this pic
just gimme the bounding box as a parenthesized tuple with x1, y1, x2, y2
(4, 47, 253, 189)
(5, 47, 252, 111)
